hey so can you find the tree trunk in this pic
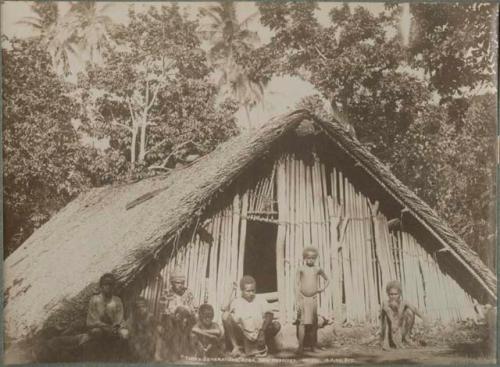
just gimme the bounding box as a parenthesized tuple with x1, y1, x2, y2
(130, 125, 138, 171)
(138, 118, 147, 163)
(245, 105, 252, 130)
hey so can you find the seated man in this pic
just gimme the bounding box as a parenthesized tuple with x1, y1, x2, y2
(222, 275, 281, 357)
(156, 268, 196, 361)
(85, 273, 129, 360)
(191, 304, 224, 358)
(380, 280, 427, 350)
(127, 297, 157, 362)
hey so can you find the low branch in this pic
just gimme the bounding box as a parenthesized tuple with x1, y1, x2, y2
(314, 46, 328, 61)
(112, 120, 134, 133)
(127, 98, 137, 126)
(144, 138, 169, 156)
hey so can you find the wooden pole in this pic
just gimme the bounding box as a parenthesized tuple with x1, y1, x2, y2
(276, 158, 287, 323)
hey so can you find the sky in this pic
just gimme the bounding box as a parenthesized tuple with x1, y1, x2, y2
(1, 1, 396, 129)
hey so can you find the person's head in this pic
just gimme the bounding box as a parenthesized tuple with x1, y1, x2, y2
(134, 297, 149, 317)
(239, 275, 257, 302)
(303, 246, 318, 266)
(99, 273, 116, 296)
(170, 268, 186, 295)
(386, 280, 402, 304)
(174, 306, 193, 329)
(198, 303, 214, 327)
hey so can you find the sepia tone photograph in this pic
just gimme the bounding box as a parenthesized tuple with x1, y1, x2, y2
(2, 1, 498, 365)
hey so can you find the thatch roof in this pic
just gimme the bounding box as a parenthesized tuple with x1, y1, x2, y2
(4, 110, 496, 347)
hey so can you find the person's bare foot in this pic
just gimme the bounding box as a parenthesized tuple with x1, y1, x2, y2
(403, 337, 416, 347)
(230, 347, 243, 357)
(382, 341, 391, 351)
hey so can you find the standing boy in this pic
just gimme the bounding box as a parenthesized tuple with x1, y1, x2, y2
(296, 246, 329, 355)
(191, 303, 224, 358)
(223, 275, 281, 357)
(380, 280, 427, 350)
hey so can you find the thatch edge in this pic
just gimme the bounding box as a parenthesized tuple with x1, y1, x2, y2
(313, 115, 496, 300)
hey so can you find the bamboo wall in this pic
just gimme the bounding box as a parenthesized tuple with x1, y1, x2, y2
(139, 152, 476, 324)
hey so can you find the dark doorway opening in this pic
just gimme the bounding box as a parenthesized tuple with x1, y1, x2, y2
(243, 221, 278, 293)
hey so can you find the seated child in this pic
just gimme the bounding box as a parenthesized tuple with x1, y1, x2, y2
(127, 297, 157, 362)
(222, 275, 281, 357)
(380, 280, 427, 350)
(156, 268, 196, 361)
(191, 304, 224, 358)
(296, 246, 329, 354)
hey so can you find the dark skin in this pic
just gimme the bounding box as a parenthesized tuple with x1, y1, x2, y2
(381, 288, 427, 350)
(96, 281, 120, 334)
(225, 282, 274, 356)
(296, 252, 329, 355)
(191, 309, 221, 355)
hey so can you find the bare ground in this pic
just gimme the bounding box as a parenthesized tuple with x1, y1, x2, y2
(181, 321, 496, 365)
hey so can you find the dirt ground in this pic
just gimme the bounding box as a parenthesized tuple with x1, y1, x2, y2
(6, 319, 495, 364)
(182, 321, 496, 365)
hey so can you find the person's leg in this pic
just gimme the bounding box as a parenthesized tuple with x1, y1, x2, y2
(401, 308, 415, 344)
(311, 309, 320, 351)
(264, 321, 281, 354)
(380, 312, 391, 351)
(222, 312, 243, 356)
(297, 324, 306, 355)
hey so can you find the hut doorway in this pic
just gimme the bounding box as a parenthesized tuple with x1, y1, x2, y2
(243, 221, 278, 293)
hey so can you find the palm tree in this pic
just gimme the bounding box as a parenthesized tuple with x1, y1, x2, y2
(200, 2, 264, 129)
(18, 2, 77, 74)
(67, 2, 114, 64)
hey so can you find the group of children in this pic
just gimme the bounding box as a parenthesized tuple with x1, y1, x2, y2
(79, 246, 426, 361)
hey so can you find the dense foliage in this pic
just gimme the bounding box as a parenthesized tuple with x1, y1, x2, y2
(3, 2, 497, 268)
(3, 39, 85, 255)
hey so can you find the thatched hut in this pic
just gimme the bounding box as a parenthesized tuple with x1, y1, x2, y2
(4, 110, 496, 361)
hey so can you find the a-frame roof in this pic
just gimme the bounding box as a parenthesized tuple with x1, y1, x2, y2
(4, 110, 496, 345)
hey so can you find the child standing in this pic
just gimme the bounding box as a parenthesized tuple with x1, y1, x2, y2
(296, 246, 329, 355)
(191, 304, 224, 358)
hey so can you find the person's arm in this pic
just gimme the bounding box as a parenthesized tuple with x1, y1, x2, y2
(380, 305, 390, 350)
(186, 291, 195, 308)
(260, 297, 274, 330)
(222, 282, 238, 312)
(113, 297, 125, 327)
(192, 327, 220, 340)
(404, 301, 428, 323)
(296, 267, 302, 296)
(86, 296, 108, 328)
(318, 268, 330, 293)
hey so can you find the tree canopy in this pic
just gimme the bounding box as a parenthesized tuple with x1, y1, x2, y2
(3, 2, 497, 268)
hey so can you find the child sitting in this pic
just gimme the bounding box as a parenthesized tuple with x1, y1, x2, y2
(191, 304, 224, 358)
(380, 280, 427, 350)
(127, 297, 157, 362)
(296, 246, 329, 355)
(156, 268, 196, 361)
(222, 275, 281, 357)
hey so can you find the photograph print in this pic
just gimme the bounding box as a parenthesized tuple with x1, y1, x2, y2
(2, 1, 498, 365)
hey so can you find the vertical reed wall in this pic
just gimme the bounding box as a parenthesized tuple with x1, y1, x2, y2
(139, 152, 476, 324)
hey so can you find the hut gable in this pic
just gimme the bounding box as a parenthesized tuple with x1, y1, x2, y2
(4, 110, 496, 347)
